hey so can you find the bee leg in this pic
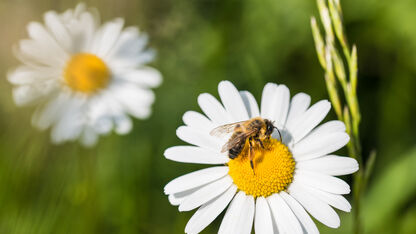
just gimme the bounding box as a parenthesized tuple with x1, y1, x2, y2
(249, 137, 255, 174)
(255, 138, 264, 149)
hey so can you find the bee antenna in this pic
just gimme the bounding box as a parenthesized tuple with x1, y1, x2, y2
(274, 127, 282, 142)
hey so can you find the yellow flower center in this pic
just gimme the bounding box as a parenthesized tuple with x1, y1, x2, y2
(64, 53, 111, 93)
(228, 138, 295, 198)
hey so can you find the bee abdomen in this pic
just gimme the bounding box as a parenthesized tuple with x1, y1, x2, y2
(228, 140, 245, 159)
(228, 148, 240, 159)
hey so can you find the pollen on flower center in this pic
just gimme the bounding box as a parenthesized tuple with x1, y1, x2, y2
(64, 53, 110, 93)
(228, 138, 295, 198)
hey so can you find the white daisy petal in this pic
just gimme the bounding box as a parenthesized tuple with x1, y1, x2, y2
(179, 176, 233, 212)
(236, 195, 255, 234)
(114, 114, 132, 135)
(80, 126, 98, 147)
(296, 155, 359, 176)
(60, 8, 74, 21)
(240, 91, 260, 118)
(185, 185, 237, 234)
(255, 197, 274, 234)
(182, 111, 215, 132)
(294, 170, 350, 194)
(292, 132, 350, 161)
(51, 120, 83, 144)
(112, 84, 155, 119)
(17, 40, 64, 67)
(176, 126, 222, 151)
(73, 3, 87, 16)
(301, 185, 352, 212)
(117, 67, 162, 88)
(87, 95, 112, 133)
(290, 120, 347, 152)
(287, 100, 331, 144)
(8, 67, 37, 85)
(198, 93, 231, 125)
(109, 48, 154, 69)
(218, 81, 249, 122)
(218, 191, 254, 234)
(107, 27, 149, 65)
(130, 49, 155, 67)
(169, 194, 184, 206)
(88, 96, 125, 134)
(289, 183, 340, 228)
(285, 92, 311, 128)
(168, 188, 200, 206)
(74, 12, 97, 52)
(31, 93, 69, 130)
(308, 120, 346, 135)
(93, 116, 113, 134)
(8, 66, 59, 85)
(164, 166, 229, 195)
(93, 18, 124, 57)
(64, 9, 97, 52)
(260, 83, 278, 119)
(50, 99, 86, 144)
(112, 82, 155, 105)
(27, 22, 68, 60)
(108, 27, 141, 54)
(12, 85, 46, 106)
(280, 191, 319, 234)
(164, 146, 228, 164)
(271, 85, 290, 128)
(218, 191, 244, 234)
(267, 193, 302, 234)
(44, 11, 72, 51)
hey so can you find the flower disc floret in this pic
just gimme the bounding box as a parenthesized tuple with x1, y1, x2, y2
(64, 53, 110, 93)
(228, 138, 295, 198)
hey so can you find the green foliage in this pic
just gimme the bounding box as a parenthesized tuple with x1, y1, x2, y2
(363, 147, 416, 233)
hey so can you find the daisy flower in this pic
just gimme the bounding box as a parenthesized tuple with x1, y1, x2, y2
(7, 3, 162, 146)
(164, 81, 359, 233)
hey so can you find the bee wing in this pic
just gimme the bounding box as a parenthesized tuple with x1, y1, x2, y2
(221, 136, 246, 153)
(209, 121, 245, 137)
(220, 129, 259, 153)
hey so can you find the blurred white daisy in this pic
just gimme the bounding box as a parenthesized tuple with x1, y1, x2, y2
(8, 3, 162, 146)
(164, 81, 359, 233)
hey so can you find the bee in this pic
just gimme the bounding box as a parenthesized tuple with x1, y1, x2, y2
(210, 117, 282, 171)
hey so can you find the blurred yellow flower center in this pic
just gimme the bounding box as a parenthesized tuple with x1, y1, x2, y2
(228, 138, 295, 198)
(64, 53, 110, 93)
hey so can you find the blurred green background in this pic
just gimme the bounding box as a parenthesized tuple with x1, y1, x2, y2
(0, 0, 415, 233)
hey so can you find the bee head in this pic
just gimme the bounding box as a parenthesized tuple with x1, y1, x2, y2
(265, 119, 275, 136)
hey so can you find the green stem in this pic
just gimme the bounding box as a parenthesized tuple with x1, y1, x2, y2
(353, 170, 364, 234)
(314, 2, 366, 234)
